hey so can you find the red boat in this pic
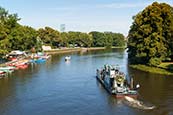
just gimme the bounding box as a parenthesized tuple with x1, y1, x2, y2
(0, 71, 7, 78)
(15, 64, 28, 69)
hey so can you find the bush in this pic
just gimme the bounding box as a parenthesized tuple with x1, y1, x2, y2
(148, 58, 162, 66)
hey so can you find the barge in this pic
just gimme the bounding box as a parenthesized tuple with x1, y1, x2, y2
(96, 65, 139, 98)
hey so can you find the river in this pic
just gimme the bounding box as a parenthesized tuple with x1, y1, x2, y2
(0, 49, 173, 115)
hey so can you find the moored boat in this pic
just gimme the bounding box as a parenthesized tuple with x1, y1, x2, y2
(34, 58, 46, 63)
(0, 70, 7, 78)
(0, 66, 16, 73)
(96, 65, 139, 98)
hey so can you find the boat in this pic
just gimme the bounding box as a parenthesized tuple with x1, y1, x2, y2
(15, 63, 29, 69)
(0, 70, 7, 78)
(96, 65, 139, 98)
(6, 50, 27, 61)
(7, 59, 29, 69)
(65, 56, 71, 61)
(35, 52, 51, 59)
(34, 58, 46, 63)
(0, 66, 16, 73)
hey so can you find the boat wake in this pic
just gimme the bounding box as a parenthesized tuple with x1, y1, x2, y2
(124, 96, 156, 110)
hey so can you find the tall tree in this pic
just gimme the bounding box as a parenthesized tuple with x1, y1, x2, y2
(128, 2, 173, 66)
(0, 7, 20, 55)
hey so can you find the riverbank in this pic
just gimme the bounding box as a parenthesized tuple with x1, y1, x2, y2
(130, 64, 173, 76)
(44, 47, 125, 54)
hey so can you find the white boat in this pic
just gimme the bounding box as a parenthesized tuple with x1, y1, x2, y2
(0, 70, 6, 77)
(65, 56, 71, 61)
(0, 66, 15, 73)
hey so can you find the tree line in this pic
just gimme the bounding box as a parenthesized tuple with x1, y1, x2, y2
(128, 2, 173, 66)
(0, 7, 126, 56)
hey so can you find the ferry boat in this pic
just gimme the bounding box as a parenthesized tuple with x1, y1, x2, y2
(96, 65, 139, 98)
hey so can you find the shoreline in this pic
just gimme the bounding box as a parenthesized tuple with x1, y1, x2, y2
(44, 47, 125, 54)
(130, 64, 173, 76)
(0, 47, 125, 66)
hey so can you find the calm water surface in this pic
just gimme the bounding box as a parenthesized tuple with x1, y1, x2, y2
(0, 49, 173, 115)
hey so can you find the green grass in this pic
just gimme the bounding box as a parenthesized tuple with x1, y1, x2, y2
(130, 64, 173, 75)
(157, 63, 173, 70)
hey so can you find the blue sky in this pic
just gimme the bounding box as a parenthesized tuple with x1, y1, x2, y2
(0, 0, 173, 35)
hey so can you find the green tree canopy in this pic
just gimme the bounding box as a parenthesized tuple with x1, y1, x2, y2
(0, 7, 41, 55)
(90, 31, 125, 47)
(37, 27, 60, 48)
(128, 2, 173, 66)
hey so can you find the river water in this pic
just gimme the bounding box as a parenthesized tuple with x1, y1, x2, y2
(0, 49, 173, 115)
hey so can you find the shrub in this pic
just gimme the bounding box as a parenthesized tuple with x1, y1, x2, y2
(148, 58, 162, 66)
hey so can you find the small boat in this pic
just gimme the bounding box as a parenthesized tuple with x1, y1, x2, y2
(65, 56, 71, 61)
(36, 52, 51, 59)
(0, 70, 7, 78)
(29, 57, 46, 64)
(0, 66, 16, 73)
(96, 65, 139, 98)
(15, 63, 28, 69)
(34, 58, 46, 63)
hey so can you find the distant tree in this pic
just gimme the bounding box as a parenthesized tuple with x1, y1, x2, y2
(89, 31, 106, 47)
(8, 26, 38, 51)
(67, 31, 80, 46)
(112, 33, 125, 47)
(79, 32, 93, 47)
(37, 27, 60, 48)
(104, 32, 113, 47)
(60, 32, 69, 47)
(90, 31, 125, 47)
(128, 2, 173, 66)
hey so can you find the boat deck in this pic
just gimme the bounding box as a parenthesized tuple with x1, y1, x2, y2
(96, 74, 137, 98)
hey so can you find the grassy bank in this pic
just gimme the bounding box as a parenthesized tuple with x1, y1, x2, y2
(130, 64, 173, 75)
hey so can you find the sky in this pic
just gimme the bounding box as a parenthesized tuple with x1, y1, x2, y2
(0, 0, 173, 36)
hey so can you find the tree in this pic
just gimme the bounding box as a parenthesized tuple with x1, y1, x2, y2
(0, 7, 20, 55)
(89, 31, 106, 47)
(90, 31, 125, 47)
(37, 27, 60, 48)
(8, 26, 38, 51)
(79, 32, 93, 47)
(128, 2, 173, 66)
(60, 32, 69, 47)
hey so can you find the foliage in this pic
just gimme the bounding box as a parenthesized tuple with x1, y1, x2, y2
(0, 7, 40, 55)
(9, 26, 38, 51)
(128, 2, 173, 66)
(37, 27, 60, 48)
(89, 31, 125, 47)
